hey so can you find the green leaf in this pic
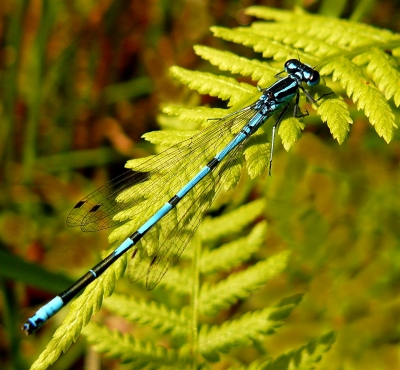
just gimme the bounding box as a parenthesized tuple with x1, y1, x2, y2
(194, 45, 278, 87)
(199, 251, 290, 316)
(163, 105, 227, 124)
(246, 6, 397, 47)
(233, 331, 336, 370)
(170, 66, 257, 107)
(0, 249, 73, 293)
(200, 221, 268, 274)
(278, 117, 305, 152)
(211, 26, 296, 61)
(200, 199, 265, 242)
(83, 322, 181, 368)
(315, 89, 353, 144)
(320, 57, 396, 142)
(243, 125, 271, 178)
(199, 294, 302, 361)
(30, 249, 128, 370)
(142, 130, 199, 147)
(103, 293, 189, 339)
(353, 48, 400, 107)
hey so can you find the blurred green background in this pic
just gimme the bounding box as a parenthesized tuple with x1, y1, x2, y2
(0, 0, 399, 369)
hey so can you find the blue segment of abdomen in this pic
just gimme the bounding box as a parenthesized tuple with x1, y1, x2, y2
(26, 296, 64, 327)
(114, 237, 135, 256)
(138, 203, 173, 234)
(215, 132, 247, 161)
(176, 166, 211, 198)
(215, 112, 270, 161)
(248, 111, 272, 129)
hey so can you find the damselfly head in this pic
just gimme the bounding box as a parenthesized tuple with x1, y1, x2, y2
(284, 59, 320, 86)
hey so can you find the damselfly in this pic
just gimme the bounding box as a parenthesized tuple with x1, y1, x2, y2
(23, 59, 324, 334)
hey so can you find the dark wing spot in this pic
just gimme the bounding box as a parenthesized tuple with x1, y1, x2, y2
(74, 200, 86, 209)
(150, 256, 157, 266)
(89, 204, 101, 213)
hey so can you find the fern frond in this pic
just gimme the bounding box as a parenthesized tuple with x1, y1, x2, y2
(193, 45, 278, 87)
(315, 90, 353, 144)
(205, 7, 400, 143)
(83, 322, 181, 368)
(130, 218, 267, 296)
(152, 266, 192, 296)
(198, 294, 302, 361)
(142, 130, 198, 147)
(200, 221, 267, 274)
(250, 23, 342, 58)
(30, 250, 128, 370)
(245, 6, 297, 22)
(320, 57, 396, 142)
(233, 331, 336, 370)
(277, 116, 305, 151)
(353, 48, 400, 106)
(275, 331, 336, 370)
(393, 46, 400, 56)
(246, 6, 397, 46)
(162, 106, 227, 124)
(211, 26, 297, 61)
(156, 112, 198, 131)
(199, 251, 290, 316)
(103, 293, 188, 339)
(243, 125, 271, 178)
(200, 199, 265, 243)
(170, 66, 257, 107)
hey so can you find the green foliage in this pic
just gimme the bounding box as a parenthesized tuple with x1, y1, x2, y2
(170, 66, 258, 107)
(29, 251, 128, 370)
(320, 57, 395, 142)
(83, 322, 181, 369)
(80, 205, 301, 369)
(234, 331, 336, 370)
(29, 5, 400, 370)
(199, 294, 303, 361)
(193, 5, 399, 144)
(199, 251, 290, 316)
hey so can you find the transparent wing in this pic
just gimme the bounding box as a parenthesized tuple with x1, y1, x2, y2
(66, 106, 259, 232)
(127, 140, 246, 289)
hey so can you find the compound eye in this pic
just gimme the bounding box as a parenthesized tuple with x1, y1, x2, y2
(307, 70, 320, 86)
(284, 59, 299, 73)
